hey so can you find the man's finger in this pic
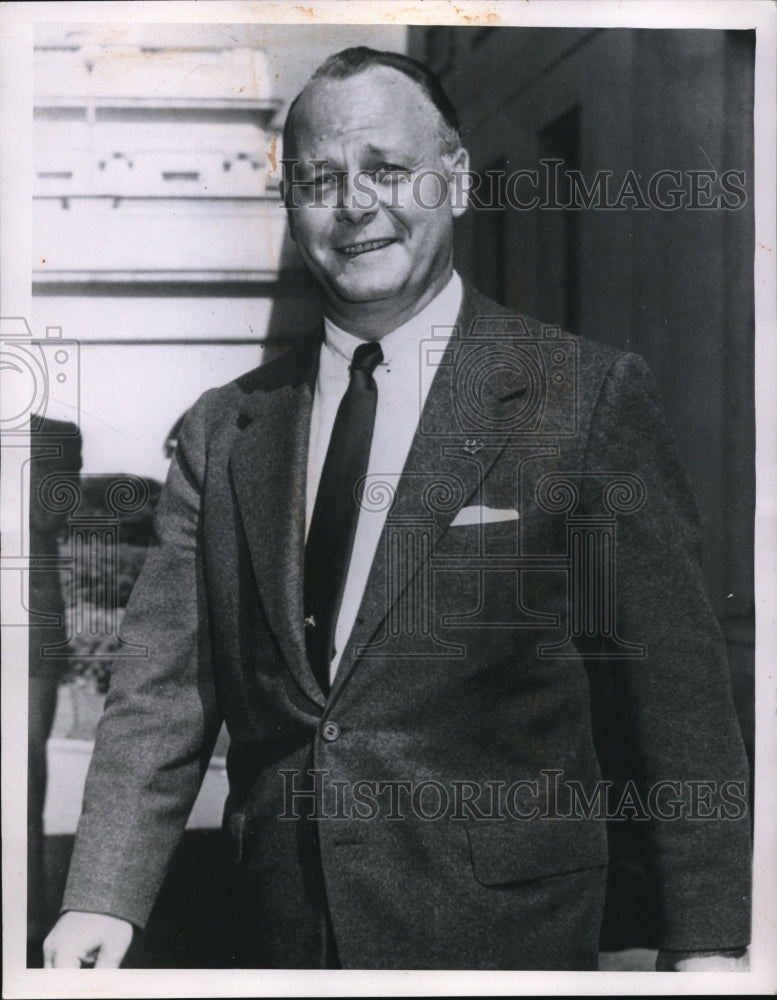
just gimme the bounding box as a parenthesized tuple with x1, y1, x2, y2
(93, 926, 133, 968)
(43, 938, 83, 969)
(93, 946, 123, 968)
(42, 939, 55, 969)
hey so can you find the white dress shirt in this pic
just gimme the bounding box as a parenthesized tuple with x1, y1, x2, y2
(306, 270, 463, 680)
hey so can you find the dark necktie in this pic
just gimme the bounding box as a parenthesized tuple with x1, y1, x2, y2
(305, 341, 384, 695)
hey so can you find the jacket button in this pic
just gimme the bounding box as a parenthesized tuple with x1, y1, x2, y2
(321, 721, 341, 742)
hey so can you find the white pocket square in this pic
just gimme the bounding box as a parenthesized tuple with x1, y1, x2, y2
(450, 505, 520, 527)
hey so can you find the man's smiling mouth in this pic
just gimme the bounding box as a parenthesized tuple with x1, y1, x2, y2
(337, 238, 396, 256)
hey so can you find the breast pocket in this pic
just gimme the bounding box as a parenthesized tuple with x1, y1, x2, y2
(441, 519, 521, 559)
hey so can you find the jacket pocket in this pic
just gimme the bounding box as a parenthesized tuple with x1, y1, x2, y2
(466, 820, 608, 886)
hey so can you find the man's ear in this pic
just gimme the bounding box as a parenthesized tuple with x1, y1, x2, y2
(445, 147, 471, 219)
(280, 180, 297, 241)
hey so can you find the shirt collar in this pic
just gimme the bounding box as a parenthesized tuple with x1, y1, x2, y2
(323, 271, 463, 366)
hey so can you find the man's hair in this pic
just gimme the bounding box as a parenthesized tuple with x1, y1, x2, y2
(282, 46, 462, 161)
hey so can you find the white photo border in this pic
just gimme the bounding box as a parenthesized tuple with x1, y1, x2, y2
(2, 1, 775, 996)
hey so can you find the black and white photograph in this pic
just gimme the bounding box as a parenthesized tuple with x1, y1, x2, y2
(1, 1, 775, 995)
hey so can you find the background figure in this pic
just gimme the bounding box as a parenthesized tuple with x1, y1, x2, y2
(27, 418, 82, 966)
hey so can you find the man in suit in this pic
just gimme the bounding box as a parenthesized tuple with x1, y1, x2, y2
(45, 47, 751, 971)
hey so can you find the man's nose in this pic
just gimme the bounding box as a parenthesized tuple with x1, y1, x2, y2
(333, 170, 378, 223)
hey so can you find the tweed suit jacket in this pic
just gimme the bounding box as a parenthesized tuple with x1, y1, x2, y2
(63, 285, 751, 969)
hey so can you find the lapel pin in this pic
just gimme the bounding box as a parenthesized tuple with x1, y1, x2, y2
(304, 615, 316, 628)
(463, 439, 484, 455)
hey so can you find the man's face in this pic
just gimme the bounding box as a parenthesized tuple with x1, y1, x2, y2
(284, 67, 469, 335)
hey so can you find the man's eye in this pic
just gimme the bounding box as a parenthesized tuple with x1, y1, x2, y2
(373, 164, 411, 182)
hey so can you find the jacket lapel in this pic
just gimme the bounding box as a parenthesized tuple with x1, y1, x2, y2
(329, 286, 522, 699)
(227, 287, 529, 707)
(229, 337, 327, 708)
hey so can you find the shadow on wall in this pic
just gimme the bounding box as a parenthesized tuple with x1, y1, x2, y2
(264, 226, 323, 362)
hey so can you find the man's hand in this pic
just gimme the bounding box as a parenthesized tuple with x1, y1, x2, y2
(43, 911, 134, 968)
(656, 948, 749, 972)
